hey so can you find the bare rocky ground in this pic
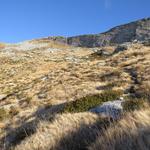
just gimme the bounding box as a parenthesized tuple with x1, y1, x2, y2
(0, 39, 150, 150)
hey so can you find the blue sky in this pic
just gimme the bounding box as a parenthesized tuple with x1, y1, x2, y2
(0, 0, 149, 43)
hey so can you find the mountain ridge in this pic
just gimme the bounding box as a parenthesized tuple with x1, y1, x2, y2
(46, 17, 150, 47)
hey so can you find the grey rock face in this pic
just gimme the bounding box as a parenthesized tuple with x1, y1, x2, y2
(113, 43, 130, 53)
(37, 18, 150, 48)
(67, 18, 150, 47)
(142, 39, 150, 46)
(47, 18, 150, 48)
(47, 36, 68, 44)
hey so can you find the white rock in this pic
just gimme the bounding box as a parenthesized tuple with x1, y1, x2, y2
(90, 99, 124, 119)
(0, 94, 7, 101)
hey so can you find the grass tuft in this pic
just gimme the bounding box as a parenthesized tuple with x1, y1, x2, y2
(0, 108, 9, 121)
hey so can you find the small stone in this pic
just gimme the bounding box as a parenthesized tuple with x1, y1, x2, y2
(114, 44, 130, 53)
(94, 49, 111, 56)
(0, 94, 7, 101)
(38, 93, 47, 99)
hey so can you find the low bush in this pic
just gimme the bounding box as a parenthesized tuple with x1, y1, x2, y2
(123, 99, 146, 112)
(63, 90, 123, 113)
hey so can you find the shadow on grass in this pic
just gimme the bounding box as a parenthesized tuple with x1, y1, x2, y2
(89, 126, 150, 150)
(53, 118, 112, 150)
(0, 102, 66, 150)
(0, 89, 121, 149)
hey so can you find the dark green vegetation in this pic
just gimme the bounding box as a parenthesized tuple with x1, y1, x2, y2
(63, 90, 123, 113)
(123, 99, 147, 112)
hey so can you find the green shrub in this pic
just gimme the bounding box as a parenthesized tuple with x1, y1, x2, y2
(63, 90, 123, 113)
(123, 99, 145, 112)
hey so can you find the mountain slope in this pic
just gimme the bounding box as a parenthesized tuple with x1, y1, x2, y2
(47, 18, 150, 47)
(0, 18, 150, 150)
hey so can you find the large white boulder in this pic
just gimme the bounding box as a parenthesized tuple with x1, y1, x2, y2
(90, 99, 124, 119)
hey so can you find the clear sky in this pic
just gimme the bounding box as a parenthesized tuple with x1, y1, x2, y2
(0, 0, 150, 43)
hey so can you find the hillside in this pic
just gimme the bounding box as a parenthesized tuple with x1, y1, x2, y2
(0, 19, 150, 150)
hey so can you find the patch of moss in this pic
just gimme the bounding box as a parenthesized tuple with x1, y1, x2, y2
(63, 90, 123, 113)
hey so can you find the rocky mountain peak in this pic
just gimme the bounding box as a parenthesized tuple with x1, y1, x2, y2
(45, 17, 150, 47)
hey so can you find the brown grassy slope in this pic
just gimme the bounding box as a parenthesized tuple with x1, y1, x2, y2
(0, 41, 150, 150)
(13, 113, 109, 150)
(12, 108, 150, 150)
(89, 108, 150, 150)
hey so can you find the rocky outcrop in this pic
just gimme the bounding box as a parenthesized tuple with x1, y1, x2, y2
(113, 43, 130, 54)
(47, 18, 150, 47)
(67, 18, 150, 47)
(47, 36, 68, 44)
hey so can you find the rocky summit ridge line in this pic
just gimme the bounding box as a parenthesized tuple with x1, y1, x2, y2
(46, 17, 150, 47)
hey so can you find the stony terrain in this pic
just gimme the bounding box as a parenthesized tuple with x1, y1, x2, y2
(0, 18, 150, 150)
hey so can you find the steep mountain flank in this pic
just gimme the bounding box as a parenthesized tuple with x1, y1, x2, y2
(0, 17, 150, 150)
(47, 18, 150, 47)
(67, 18, 150, 47)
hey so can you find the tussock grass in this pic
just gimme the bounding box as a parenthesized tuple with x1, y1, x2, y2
(89, 108, 150, 150)
(0, 108, 9, 121)
(137, 82, 150, 101)
(9, 106, 20, 117)
(0, 41, 150, 150)
(11, 108, 150, 150)
(13, 113, 104, 150)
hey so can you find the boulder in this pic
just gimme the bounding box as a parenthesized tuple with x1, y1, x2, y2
(142, 39, 150, 46)
(89, 98, 124, 119)
(38, 93, 47, 99)
(113, 44, 129, 53)
(95, 49, 111, 56)
(92, 48, 111, 57)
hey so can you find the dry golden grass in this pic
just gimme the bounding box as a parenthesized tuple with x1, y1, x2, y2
(0, 43, 5, 49)
(0, 40, 149, 150)
(30, 38, 72, 49)
(89, 108, 150, 150)
(12, 112, 101, 150)
(4, 107, 148, 150)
